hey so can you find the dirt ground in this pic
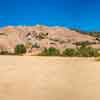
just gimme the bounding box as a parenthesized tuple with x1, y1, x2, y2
(0, 56, 100, 100)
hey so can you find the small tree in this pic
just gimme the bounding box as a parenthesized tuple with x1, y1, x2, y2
(15, 44, 26, 55)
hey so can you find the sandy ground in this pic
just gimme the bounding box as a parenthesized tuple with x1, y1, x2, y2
(0, 56, 100, 100)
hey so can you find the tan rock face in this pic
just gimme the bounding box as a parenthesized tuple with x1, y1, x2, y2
(0, 25, 98, 53)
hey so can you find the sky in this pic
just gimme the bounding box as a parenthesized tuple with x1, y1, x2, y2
(0, 0, 100, 31)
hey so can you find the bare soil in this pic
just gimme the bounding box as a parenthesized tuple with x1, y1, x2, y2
(0, 56, 100, 100)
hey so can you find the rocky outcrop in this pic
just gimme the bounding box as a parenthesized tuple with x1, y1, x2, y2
(0, 25, 98, 54)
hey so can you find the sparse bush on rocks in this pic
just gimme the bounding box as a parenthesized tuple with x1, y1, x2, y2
(32, 43, 40, 48)
(74, 41, 96, 47)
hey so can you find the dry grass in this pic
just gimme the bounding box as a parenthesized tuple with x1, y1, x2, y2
(0, 56, 100, 100)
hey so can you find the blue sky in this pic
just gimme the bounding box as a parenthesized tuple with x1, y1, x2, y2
(0, 0, 100, 31)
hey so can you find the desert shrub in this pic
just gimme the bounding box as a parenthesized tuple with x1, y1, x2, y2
(62, 48, 78, 56)
(14, 44, 26, 55)
(0, 50, 9, 55)
(77, 46, 99, 57)
(95, 57, 100, 61)
(73, 41, 97, 49)
(40, 47, 60, 56)
(62, 46, 100, 57)
(0, 49, 15, 55)
(74, 41, 91, 47)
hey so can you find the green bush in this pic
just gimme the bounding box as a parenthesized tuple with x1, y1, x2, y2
(15, 44, 26, 55)
(40, 47, 60, 56)
(77, 46, 99, 57)
(62, 48, 78, 57)
(62, 46, 100, 57)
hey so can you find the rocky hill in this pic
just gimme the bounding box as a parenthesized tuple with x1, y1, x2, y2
(0, 25, 99, 54)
